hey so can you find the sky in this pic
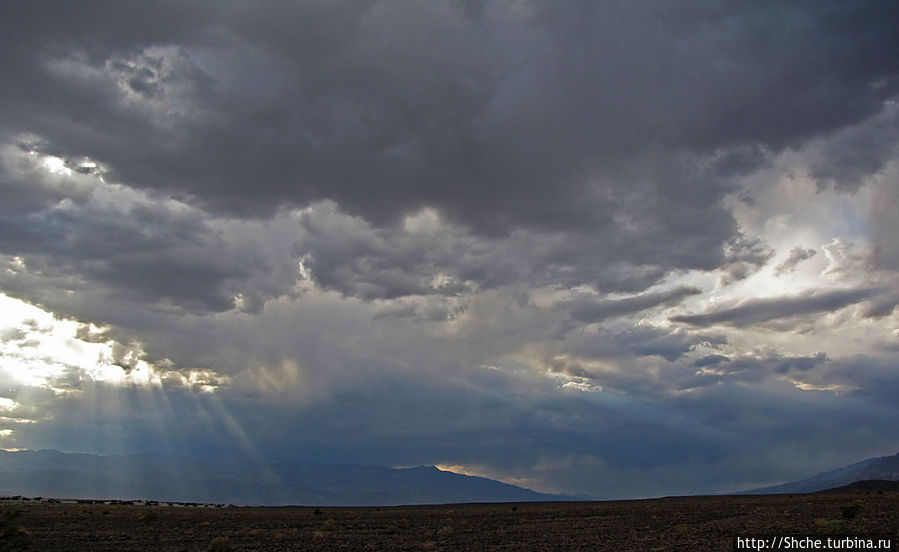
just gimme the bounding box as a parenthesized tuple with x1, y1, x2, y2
(1, 0, 898, 499)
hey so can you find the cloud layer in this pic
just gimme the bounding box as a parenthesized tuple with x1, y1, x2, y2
(1, 1, 898, 498)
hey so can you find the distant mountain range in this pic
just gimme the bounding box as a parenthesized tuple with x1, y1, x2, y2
(740, 452, 899, 494)
(819, 479, 899, 493)
(0, 449, 566, 506)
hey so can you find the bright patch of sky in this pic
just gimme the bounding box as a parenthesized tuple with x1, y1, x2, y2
(0, 293, 138, 388)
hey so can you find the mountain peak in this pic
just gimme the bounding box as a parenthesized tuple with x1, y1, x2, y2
(400, 465, 442, 472)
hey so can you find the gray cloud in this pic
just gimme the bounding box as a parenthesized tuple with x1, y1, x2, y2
(671, 288, 881, 328)
(718, 234, 776, 285)
(710, 352, 829, 377)
(781, 354, 899, 409)
(860, 293, 899, 319)
(692, 354, 729, 368)
(569, 286, 702, 324)
(609, 326, 717, 363)
(2, 2, 896, 241)
(775, 246, 818, 275)
(1, 1, 895, 312)
(810, 102, 899, 192)
(0, 203, 277, 315)
(870, 176, 899, 272)
(0, 327, 28, 343)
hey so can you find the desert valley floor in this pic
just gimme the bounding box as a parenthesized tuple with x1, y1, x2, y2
(2, 491, 898, 551)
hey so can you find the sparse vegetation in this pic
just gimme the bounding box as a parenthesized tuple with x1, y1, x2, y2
(207, 536, 231, 551)
(840, 502, 862, 520)
(0, 509, 30, 550)
(1, 490, 898, 550)
(818, 519, 850, 533)
(321, 518, 337, 531)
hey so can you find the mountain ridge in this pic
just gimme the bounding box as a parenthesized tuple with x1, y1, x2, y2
(738, 452, 899, 495)
(0, 449, 570, 506)
(818, 479, 899, 493)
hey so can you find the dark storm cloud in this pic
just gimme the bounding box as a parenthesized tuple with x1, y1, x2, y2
(2, 0, 899, 502)
(670, 288, 882, 328)
(0, 144, 306, 317)
(293, 204, 699, 301)
(0, 198, 254, 314)
(1, 1, 896, 260)
(810, 103, 899, 192)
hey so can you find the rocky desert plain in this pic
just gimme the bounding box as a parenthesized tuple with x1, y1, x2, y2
(2, 488, 898, 551)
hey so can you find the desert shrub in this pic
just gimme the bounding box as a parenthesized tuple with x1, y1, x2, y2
(208, 536, 232, 551)
(313, 508, 324, 516)
(819, 519, 849, 533)
(840, 503, 862, 520)
(0, 524, 29, 540)
(322, 519, 338, 531)
(141, 511, 158, 523)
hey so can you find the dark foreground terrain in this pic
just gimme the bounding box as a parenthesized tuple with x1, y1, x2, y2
(1, 491, 897, 551)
